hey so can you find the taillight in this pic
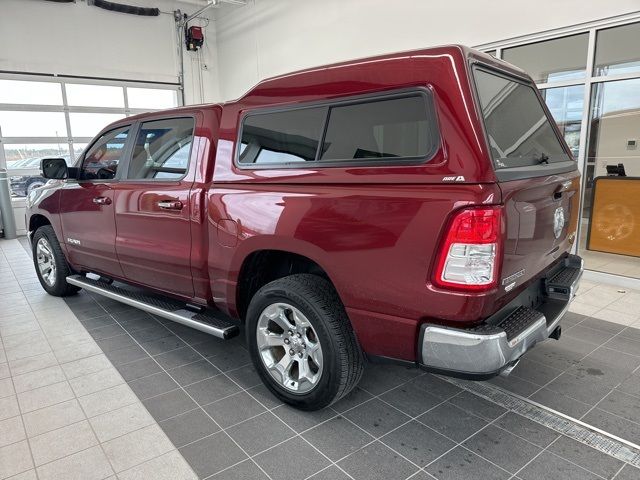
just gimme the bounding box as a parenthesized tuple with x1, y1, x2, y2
(433, 206, 503, 291)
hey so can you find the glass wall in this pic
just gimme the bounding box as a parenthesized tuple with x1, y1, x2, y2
(486, 19, 640, 279)
(0, 77, 179, 197)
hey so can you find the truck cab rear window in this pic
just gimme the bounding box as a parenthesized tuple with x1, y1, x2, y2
(239, 93, 436, 166)
(473, 68, 570, 169)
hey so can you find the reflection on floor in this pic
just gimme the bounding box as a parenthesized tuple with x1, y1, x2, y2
(2, 237, 640, 480)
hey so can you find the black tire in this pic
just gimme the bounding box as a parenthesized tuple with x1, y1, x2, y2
(246, 274, 364, 410)
(32, 225, 80, 297)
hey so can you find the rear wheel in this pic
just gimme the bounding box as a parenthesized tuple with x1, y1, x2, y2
(246, 274, 364, 410)
(32, 225, 80, 297)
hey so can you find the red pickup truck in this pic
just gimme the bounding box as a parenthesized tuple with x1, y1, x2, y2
(27, 45, 583, 410)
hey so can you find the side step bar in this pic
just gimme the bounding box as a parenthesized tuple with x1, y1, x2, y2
(66, 275, 239, 340)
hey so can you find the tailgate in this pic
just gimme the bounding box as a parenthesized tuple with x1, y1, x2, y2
(500, 171, 580, 294)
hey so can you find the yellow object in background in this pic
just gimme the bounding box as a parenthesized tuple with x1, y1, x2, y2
(588, 177, 640, 257)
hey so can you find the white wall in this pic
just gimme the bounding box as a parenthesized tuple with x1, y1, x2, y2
(213, 0, 640, 100)
(0, 0, 220, 103)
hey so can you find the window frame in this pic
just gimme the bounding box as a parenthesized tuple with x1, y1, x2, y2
(469, 63, 578, 181)
(234, 87, 441, 170)
(119, 115, 196, 183)
(76, 124, 134, 183)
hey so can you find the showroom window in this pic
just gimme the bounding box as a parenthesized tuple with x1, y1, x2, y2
(0, 75, 180, 197)
(484, 19, 640, 279)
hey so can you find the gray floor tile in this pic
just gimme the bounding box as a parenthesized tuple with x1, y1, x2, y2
(519, 451, 600, 480)
(207, 348, 251, 372)
(426, 446, 510, 480)
(615, 465, 640, 480)
(226, 412, 293, 455)
(358, 365, 421, 396)
(565, 325, 617, 345)
(128, 371, 179, 400)
(488, 374, 540, 397)
(159, 408, 220, 447)
(272, 403, 336, 433)
(154, 346, 203, 370)
(603, 335, 640, 357)
(528, 388, 593, 418)
(142, 388, 198, 422)
(87, 323, 126, 341)
(254, 436, 330, 480)
(203, 391, 266, 428)
(128, 325, 173, 343)
(95, 333, 138, 352)
(412, 374, 463, 401)
(616, 373, 640, 398)
(548, 435, 623, 479)
(462, 425, 542, 474)
(78, 383, 138, 418)
(570, 347, 640, 385)
(185, 374, 241, 405)
(79, 315, 116, 331)
(417, 402, 488, 443)
(302, 415, 374, 461)
(169, 359, 219, 386)
(209, 460, 269, 479)
(115, 357, 162, 381)
(338, 441, 418, 480)
(381, 420, 455, 467)
(546, 372, 616, 405)
(448, 390, 507, 421)
(179, 431, 247, 478)
(142, 335, 187, 356)
(582, 408, 640, 445)
(104, 344, 148, 366)
(245, 384, 283, 409)
(493, 412, 559, 448)
(343, 398, 411, 437)
(307, 466, 352, 480)
(577, 317, 625, 334)
(379, 380, 444, 417)
(227, 364, 262, 389)
(597, 390, 640, 423)
(508, 357, 564, 387)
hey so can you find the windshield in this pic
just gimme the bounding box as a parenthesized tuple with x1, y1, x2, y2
(473, 68, 571, 169)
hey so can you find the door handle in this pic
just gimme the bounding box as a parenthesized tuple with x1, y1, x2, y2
(157, 200, 183, 210)
(92, 196, 112, 205)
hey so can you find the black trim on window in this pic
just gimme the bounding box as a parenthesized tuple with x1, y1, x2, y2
(469, 63, 578, 181)
(234, 87, 441, 169)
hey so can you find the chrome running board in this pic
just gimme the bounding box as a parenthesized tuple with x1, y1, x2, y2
(66, 275, 239, 340)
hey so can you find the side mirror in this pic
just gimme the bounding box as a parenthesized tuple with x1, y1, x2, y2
(41, 158, 68, 179)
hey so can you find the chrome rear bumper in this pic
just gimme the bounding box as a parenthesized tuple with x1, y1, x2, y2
(419, 254, 583, 379)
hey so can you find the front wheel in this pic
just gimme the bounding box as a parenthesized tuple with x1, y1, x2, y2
(32, 225, 80, 297)
(246, 274, 364, 410)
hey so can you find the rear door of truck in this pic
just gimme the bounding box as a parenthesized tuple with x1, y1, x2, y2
(472, 66, 581, 298)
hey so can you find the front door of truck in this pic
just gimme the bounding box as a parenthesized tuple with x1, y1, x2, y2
(113, 116, 196, 298)
(59, 125, 131, 278)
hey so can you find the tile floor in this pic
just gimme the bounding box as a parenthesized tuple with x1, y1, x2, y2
(1, 237, 640, 480)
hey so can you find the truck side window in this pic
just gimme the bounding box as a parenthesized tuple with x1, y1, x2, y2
(127, 117, 195, 180)
(320, 96, 434, 161)
(80, 126, 129, 181)
(239, 107, 325, 164)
